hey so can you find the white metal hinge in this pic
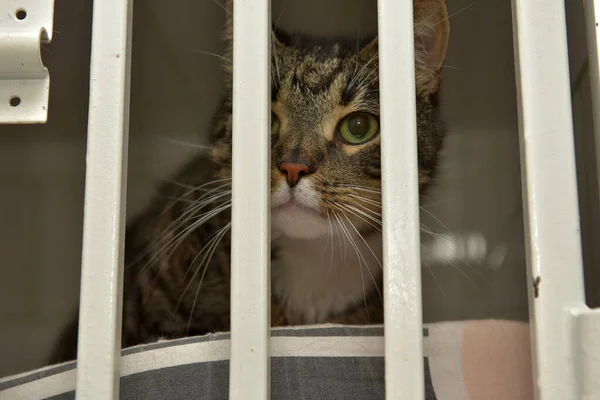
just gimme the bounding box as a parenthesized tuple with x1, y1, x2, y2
(0, 0, 55, 124)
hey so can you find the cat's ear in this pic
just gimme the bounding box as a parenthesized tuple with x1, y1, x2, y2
(271, 25, 291, 48)
(358, 0, 449, 94)
(223, 0, 286, 74)
(225, 0, 233, 43)
(357, 36, 378, 57)
(413, 0, 450, 93)
(414, 0, 450, 73)
(223, 0, 234, 73)
(224, 0, 288, 46)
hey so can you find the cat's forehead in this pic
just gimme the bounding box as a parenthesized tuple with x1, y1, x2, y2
(271, 43, 379, 116)
(273, 40, 372, 77)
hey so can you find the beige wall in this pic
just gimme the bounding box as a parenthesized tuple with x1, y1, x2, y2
(0, 0, 594, 377)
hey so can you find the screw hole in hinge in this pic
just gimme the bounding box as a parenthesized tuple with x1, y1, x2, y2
(9, 96, 21, 107)
(16, 9, 27, 20)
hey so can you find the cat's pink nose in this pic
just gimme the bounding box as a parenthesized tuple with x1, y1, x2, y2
(278, 162, 312, 188)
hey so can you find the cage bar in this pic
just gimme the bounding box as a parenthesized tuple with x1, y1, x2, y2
(584, 0, 600, 189)
(575, 309, 600, 399)
(377, 0, 425, 398)
(228, 0, 272, 398)
(511, 0, 587, 398)
(74, 0, 133, 398)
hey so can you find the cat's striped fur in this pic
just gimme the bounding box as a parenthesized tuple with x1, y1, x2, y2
(50, 0, 450, 364)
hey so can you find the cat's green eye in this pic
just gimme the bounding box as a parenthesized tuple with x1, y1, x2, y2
(271, 112, 280, 135)
(338, 112, 379, 144)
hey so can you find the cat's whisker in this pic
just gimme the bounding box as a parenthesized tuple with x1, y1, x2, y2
(166, 181, 201, 191)
(154, 187, 231, 238)
(420, 242, 481, 288)
(141, 206, 229, 307)
(420, 224, 456, 245)
(165, 197, 196, 205)
(150, 135, 214, 150)
(337, 209, 384, 303)
(169, 200, 231, 250)
(326, 211, 335, 274)
(419, 206, 453, 234)
(164, 178, 231, 192)
(181, 222, 229, 283)
(427, 63, 460, 70)
(178, 193, 232, 224)
(355, 206, 383, 222)
(191, 49, 232, 64)
(422, 258, 448, 300)
(335, 212, 381, 315)
(431, 2, 475, 28)
(350, 201, 383, 217)
(341, 212, 384, 289)
(212, 0, 229, 15)
(329, 208, 347, 259)
(186, 222, 231, 334)
(347, 194, 382, 208)
(159, 179, 232, 217)
(132, 190, 231, 266)
(136, 201, 231, 278)
(340, 184, 381, 195)
(162, 190, 227, 204)
(335, 203, 382, 231)
(420, 197, 455, 209)
(184, 221, 231, 294)
(149, 221, 229, 306)
(341, 212, 380, 258)
(192, 180, 233, 200)
(332, 212, 369, 317)
(419, 209, 492, 284)
(342, 188, 489, 287)
(174, 189, 231, 217)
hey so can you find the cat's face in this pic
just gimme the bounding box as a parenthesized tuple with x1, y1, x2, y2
(213, 0, 450, 240)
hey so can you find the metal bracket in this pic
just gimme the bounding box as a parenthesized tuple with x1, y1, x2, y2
(0, 0, 55, 124)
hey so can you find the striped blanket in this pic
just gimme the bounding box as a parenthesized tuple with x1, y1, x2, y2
(0, 320, 532, 400)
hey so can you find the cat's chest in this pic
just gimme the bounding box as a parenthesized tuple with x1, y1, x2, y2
(271, 232, 383, 324)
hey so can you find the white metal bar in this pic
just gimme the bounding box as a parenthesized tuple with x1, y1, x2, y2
(511, 1, 587, 398)
(75, 0, 133, 397)
(377, 0, 424, 398)
(584, 0, 600, 190)
(575, 309, 600, 399)
(0, 0, 55, 123)
(581, 2, 600, 395)
(228, 0, 271, 398)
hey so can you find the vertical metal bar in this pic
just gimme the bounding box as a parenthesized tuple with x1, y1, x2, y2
(377, 0, 424, 398)
(575, 309, 600, 399)
(511, 0, 586, 398)
(75, 0, 133, 398)
(228, 0, 271, 398)
(584, 0, 600, 190)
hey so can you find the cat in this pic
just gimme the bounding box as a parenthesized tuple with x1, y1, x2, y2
(49, 0, 450, 364)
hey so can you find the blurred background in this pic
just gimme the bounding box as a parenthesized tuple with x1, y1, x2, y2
(0, 0, 597, 377)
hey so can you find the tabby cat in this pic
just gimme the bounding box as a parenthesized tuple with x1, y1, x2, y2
(50, 0, 450, 364)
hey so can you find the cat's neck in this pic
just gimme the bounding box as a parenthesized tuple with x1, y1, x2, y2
(271, 229, 383, 324)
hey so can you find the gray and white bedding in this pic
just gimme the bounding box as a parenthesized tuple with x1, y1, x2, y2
(0, 321, 532, 400)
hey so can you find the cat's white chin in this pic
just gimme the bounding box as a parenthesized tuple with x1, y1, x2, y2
(271, 180, 330, 239)
(271, 204, 330, 239)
